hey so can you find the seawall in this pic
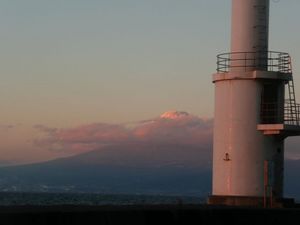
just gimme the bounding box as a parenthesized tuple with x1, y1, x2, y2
(0, 205, 300, 225)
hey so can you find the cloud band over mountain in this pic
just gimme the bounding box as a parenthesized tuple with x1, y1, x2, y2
(34, 111, 213, 154)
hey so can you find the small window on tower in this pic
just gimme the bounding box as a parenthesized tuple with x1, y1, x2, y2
(260, 83, 279, 124)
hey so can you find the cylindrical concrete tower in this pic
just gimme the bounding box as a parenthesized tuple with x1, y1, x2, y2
(208, 0, 300, 207)
(230, 0, 269, 71)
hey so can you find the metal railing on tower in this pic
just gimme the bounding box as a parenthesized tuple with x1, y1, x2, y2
(216, 51, 292, 73)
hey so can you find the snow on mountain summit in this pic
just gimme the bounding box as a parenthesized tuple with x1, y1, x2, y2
(160, 111, 190, 119)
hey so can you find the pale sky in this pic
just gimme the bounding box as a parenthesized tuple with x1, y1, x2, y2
(1, 0, 300, 164)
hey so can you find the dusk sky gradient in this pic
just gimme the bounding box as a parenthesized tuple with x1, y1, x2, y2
(1, 0, 300, 164)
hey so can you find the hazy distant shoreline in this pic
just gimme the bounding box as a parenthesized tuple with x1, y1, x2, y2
(0, 192, 204, 206)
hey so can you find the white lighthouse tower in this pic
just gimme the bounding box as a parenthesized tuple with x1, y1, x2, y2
(208, 0, 300, 207)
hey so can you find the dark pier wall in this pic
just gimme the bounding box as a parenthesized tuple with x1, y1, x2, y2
(0, 205, 300, 225)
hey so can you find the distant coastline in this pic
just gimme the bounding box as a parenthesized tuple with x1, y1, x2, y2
(0, 192, 204, 206)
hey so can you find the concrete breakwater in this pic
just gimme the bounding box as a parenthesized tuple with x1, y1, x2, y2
(0, 205, 300, 225)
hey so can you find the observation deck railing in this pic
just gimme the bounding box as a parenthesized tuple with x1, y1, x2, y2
(260, 101, 300, 126)
(284, 100, 300, 126)
(217, 51, 292, 73)
(217, 51, 300, 126)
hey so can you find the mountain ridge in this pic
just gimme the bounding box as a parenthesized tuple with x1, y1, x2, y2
(0, 143, 299, 199)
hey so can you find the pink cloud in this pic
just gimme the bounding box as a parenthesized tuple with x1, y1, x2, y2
(133, 111, 212, 146)
(56, 123, 131, 143)
(34, 111, 213, 154)
(0, 124, 15, 131)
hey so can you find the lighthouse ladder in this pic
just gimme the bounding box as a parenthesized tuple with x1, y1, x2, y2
(287, 78, 299, 125)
